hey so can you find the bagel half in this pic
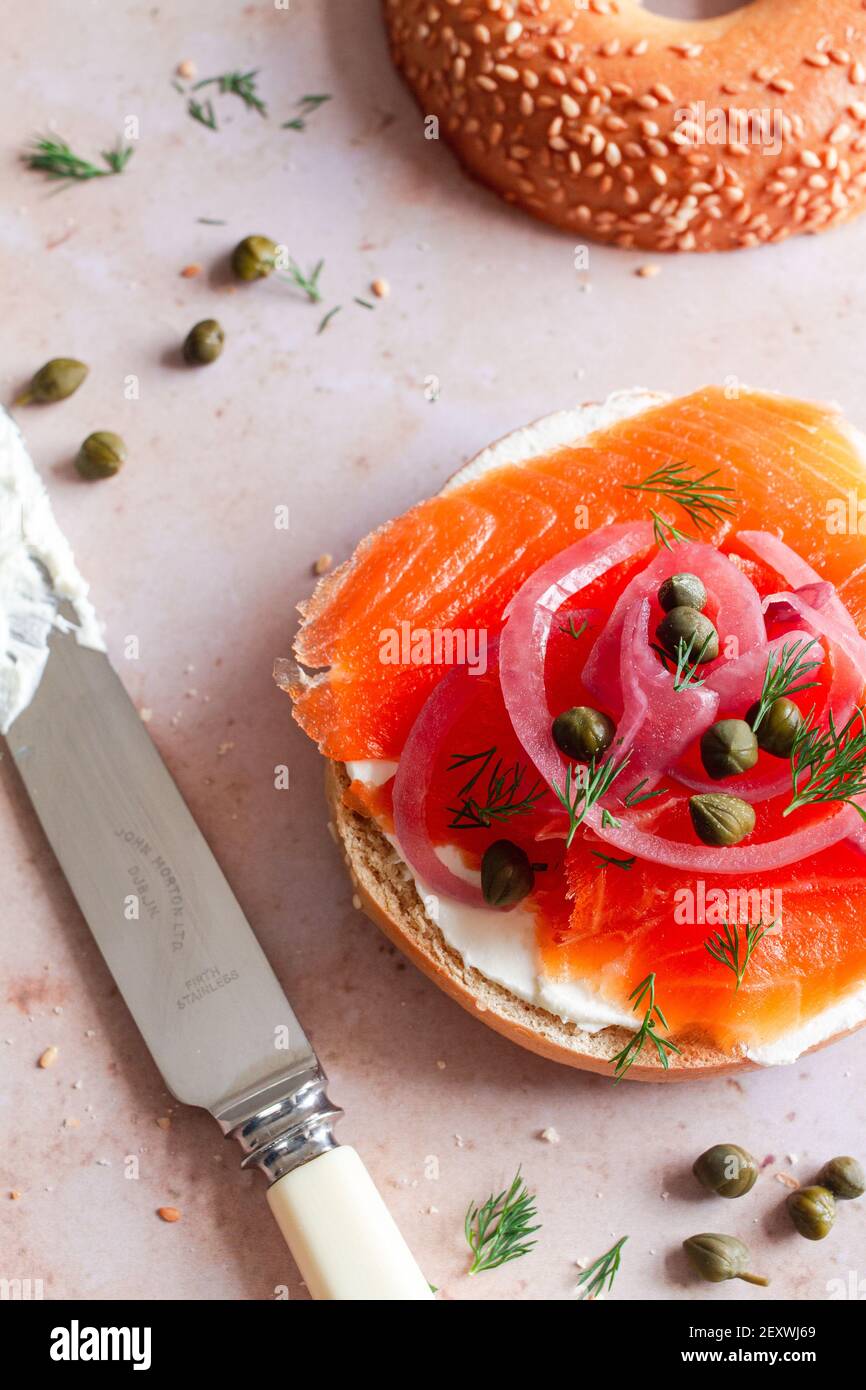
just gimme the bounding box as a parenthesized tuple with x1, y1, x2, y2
(383, 0, 866, 252)
(303, 389, 866, 1080)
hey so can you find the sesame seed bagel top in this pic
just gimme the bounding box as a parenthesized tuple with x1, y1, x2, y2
(383, 0, 866, 252)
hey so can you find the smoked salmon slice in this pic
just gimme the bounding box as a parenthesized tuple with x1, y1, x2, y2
(293, 387, 866, 760)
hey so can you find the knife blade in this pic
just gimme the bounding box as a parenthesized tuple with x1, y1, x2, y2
(6, 629, 432, 1300)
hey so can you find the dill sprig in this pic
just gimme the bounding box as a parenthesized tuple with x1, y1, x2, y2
(610, 973, 681, 1081)
(283, 93, 332, 130)
(705, 920, 773, 990)
(672, 630, 714, 692)
(447, 747, 545, 830)
(281, 257, 325, 303)
(465, 1168, 540, 1275)
(624, 461, 737, 550)
(576, 1236, 628, 1300)
(784, 706, 866, 820)
(23, 135, 134, 184)
(188, 97, 218, 131)
(749, 637, 822, 735)
(591, 850, 635, 870)
(553, 752, 631, 849)
(623, 779, 667, 808)
(194, 69, 268, 117)
(559, 615, 588, 641)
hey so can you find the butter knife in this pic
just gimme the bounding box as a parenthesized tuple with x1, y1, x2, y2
(6, 623, 432, 1301)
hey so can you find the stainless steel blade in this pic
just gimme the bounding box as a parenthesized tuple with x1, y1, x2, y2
(6, 628, 317, 1125)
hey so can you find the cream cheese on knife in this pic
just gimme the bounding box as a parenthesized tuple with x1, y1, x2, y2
(0, 407, 104, 733)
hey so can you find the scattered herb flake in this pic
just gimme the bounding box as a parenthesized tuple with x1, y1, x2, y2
(283, 93, 332, 130)
(317, 305, 341, 334)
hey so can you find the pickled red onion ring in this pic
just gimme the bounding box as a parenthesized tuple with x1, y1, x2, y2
(582, 541, 766, 711)
(583, 800, 861, 875)
(737, 530, 866, 665)
(392, 658, 492, 908)
(614, 597, 718, 793)
(499, 521, 655, 794)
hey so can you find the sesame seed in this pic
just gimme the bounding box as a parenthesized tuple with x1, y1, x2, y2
(829, 122, 852, 144)
(561, 93, 580, 117)
(652, 82, 674, 103)
(629, 39, 649, 57)
(649, 162, 667, 186)
(473, 23, 491, 43)
(475, 74, 497, 91)
(494, 63, 519, 81)
(769, 77, 794, 93)
(804, 52, 830, 68)
(505, 20, 522, 42)
(635, 263, 660, 277)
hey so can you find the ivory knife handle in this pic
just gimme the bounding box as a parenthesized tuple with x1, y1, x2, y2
(267, 1146, 434, 1301)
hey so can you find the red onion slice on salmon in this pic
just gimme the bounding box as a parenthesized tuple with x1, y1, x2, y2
(393, 659, 492, 908)
(614, 597, 718, 792)
(499, 521, 655, 793)
(585, 800, 862, 875)
(582, 541, 766, 711)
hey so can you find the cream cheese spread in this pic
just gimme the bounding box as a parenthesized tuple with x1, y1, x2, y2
(0, 407, 104, 733)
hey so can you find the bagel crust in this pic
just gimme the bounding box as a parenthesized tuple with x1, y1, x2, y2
(383, 0, 866, 252)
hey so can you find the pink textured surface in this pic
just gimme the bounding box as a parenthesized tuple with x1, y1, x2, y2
(1, 0, 865, 1301)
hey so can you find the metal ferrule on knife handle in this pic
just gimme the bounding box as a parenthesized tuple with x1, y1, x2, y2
(217, 1065, 343, 1183)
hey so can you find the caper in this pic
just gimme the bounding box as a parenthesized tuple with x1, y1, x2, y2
(693, 1143, 759, 1199)
(231, 235, 278, 281)
(183, 318, 225, 365)
(658, 572, 707, 613)
(689, 793, 756, 847)
(14, 357, 88, 406)
(682, 1233, 769, 1286)
(551, 706, 615, 763)
(786, 1185, 836, 1240)
(656, 606, 719, 663)
(700, 720, 759, 781)
(481, 840, 535, 908)
(817, 1156, 865, 1201)
(75, 431, 126, 481)
(747, 696, 802, 758)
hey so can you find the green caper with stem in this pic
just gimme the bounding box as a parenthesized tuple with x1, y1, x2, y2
(231, 235, 278, 281)
(786, 1185, 836, 1240)
(689, 793, 756, 847)
(75, 431, 126, 481)
(481, 840, 535, 908)
(693, 1143, 759, 1198)
(682, 1233, 769, 1286)
(14, 357, 88, 406)
(747, 696, 802, 758)
(656, 606, 719, 663)
(658, 572, 707, 613)
(817, 1156, 865, 1201)
(183, 318, 225, 365)
(551, 706, 615, 763)
(700, 720, 759, 781)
